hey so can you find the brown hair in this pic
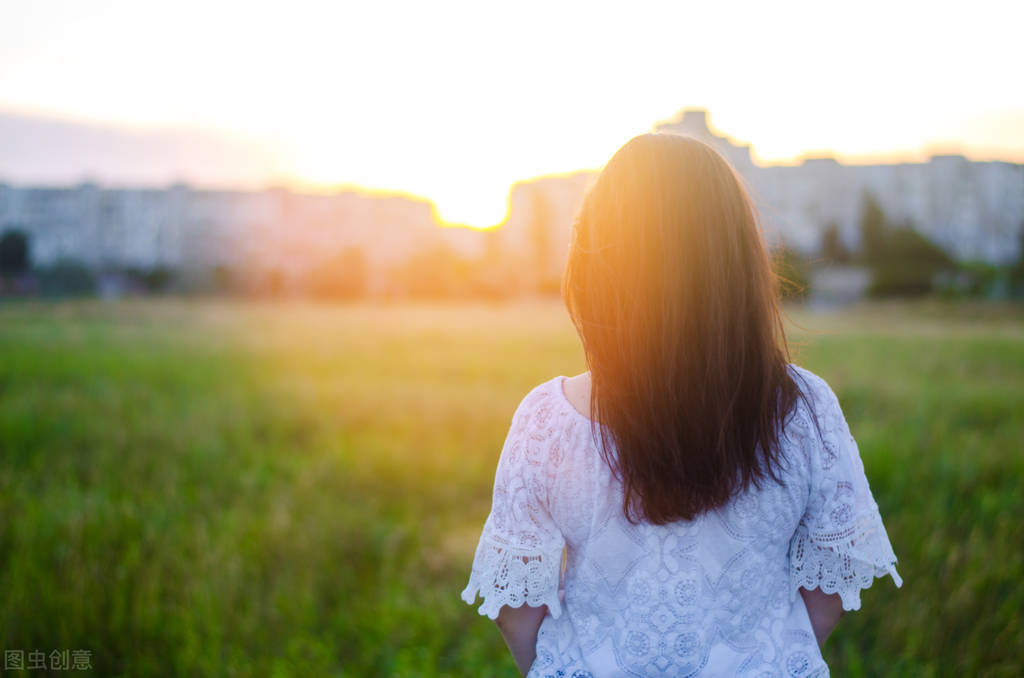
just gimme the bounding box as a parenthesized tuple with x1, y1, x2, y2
(563, 133, 802, 525)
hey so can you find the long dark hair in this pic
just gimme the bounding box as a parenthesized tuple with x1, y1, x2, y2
(563, 133, 801, 525)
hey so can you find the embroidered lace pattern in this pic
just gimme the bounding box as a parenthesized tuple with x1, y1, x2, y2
(462, 365, 902, 677)
(785, 374, 903, 611)
(461, 386, 567, 620)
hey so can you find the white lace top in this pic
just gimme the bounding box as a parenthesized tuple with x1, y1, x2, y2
(461, 365, 902, 678)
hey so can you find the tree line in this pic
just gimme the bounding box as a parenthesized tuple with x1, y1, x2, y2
(3, 194, 1023, 301)
(777, 191, 1024, 301)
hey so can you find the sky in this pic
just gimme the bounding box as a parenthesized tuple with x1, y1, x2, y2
(1, 0, 1022, 227)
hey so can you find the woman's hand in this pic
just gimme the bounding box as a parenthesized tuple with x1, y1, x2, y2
(799, 587, 846, 647)
(495, 603, 548, 676)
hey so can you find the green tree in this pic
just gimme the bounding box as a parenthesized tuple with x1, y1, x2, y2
(131, 265, 176, 293)
(867, 220, 955, 297)
(529, 189, 560, 294)
(307, 248, 367, 299)
(37, 258, 96, 297)
(858, 192, 887, 264)
(820, 220, 850, 264)
(469, 229, 521, 299)
(212, 265, 235, 294)
(1009, 225, 1024, 299)
(397, 243, 474, 299)
(1011, 225, 1024, 280)
(0, 229, 29, 277)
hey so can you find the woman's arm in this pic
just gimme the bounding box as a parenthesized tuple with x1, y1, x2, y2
(799, 587, 846, 647)
(495, 603, 548, 676)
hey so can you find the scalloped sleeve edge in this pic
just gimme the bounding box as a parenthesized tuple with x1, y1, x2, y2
(790, 510, 903, 612)
(460, 536, 563, 620)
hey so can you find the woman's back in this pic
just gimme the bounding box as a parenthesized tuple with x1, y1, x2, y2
(462, 364, 901, 677)
(462, 133, 901, 676)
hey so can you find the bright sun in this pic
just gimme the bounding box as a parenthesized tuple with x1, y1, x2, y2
(284, 142, 518, 228)
(1, 0, 1021, 225)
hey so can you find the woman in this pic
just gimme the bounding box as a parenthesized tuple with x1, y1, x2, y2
(461, 133, 901, 677)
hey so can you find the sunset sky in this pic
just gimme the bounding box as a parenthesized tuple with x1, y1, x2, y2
(1, 0, 1022, 227)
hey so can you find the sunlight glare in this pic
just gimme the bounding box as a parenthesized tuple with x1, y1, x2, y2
(0, 0, 1022, 227)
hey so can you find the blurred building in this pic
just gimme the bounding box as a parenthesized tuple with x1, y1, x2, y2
(499, 110, 1024, 276)
(0, 182, 487, 293)
(665, 110, 1024, 263)
(0, 109, 1021, 296)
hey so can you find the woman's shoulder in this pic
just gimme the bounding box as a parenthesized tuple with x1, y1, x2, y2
(785, 362, 844, 420)
(781, 363, 865, 473)
(510, 375, 588, 423)
(511, 376, 564, 417)
(502, 376, 594, 464)
(492, 377, 592, 487)
(786, 362, 831, 399)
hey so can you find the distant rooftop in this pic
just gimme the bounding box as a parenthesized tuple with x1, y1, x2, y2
(654, 109, 712, 137)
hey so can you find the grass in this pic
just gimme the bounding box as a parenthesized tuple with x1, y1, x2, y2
(0, 298, 1021, 677)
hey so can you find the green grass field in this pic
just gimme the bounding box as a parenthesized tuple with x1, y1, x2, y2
(0, 299, 1021, 677)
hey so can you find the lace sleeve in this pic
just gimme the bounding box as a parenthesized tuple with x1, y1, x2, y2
(789, 376, 903, 612)
(461, 391, 566, 620)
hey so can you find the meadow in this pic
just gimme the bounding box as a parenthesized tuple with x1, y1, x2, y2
(0, 299, 1021, 677)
